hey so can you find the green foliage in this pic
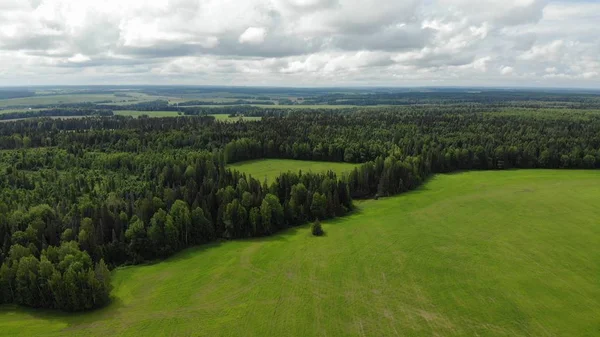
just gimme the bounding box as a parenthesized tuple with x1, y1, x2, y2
(223, 199, 247, 238)
(260, 194, 284, 235)
(61, 229, 74, 242)
(311, 219, 324, 236)
(125, 217, 147, 263)
(310, 192, 327, 219)
(170, 200, 191, 247)
(1, 241, 111, 311)
(148, 209, 168, 256)
(191, 207, 213, 243)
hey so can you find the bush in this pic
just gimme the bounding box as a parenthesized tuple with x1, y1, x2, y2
(311, 219, 324, 236)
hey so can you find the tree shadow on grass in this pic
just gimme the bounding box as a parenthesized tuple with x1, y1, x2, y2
(0, 296, 127, 329)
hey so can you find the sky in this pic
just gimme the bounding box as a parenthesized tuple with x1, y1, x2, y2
(0, 0, 598, 87)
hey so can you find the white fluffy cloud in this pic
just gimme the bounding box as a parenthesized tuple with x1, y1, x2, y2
(239, 27, 268, 44)
(501, 66, 515, 75)
(0, 0, 598, 87)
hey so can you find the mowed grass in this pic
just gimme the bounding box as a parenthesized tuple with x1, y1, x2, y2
(228, 159, 359, 182)
(1, 170, 600, 337)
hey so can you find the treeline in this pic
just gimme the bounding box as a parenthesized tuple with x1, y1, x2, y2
(0, 109, 113, 121)
(0, 115, 217, 150)
(0, 147, 353, 310)
(300, 91, 600, 108)
(1, 106, 600, 311)
(0, 241, 112, 311)
(221, 110, 600, 169)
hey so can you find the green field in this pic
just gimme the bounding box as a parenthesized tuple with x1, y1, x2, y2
(0, 93, 175, 108)
(114, 110, 181, 117)
(211, 114, 262, 122)
(186, 104, 372, 109)
(0, 94, 125, 107)
(228, 159, 359, 182)
(0, 108, 44, 114)
(113, 112, 263, 120)
(1, 170, 600, 336)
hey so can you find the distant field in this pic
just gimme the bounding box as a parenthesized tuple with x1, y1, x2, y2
(113, 112, 263, 120)
(0, 116, 85, 123)
(211, 114, 262, 122)
(0, 108, 43, 114)
(228, 159, 359, 182)
(0, 93, 175, 108)
(0, 94, 124, 107)
(1, 170, 599, 336)
(0, 109, 264, 120)
(184, 104, 361, 109)
(0, 91, 381, 110)
(254, 104, 356, 109)
(114, 110, 180, 117)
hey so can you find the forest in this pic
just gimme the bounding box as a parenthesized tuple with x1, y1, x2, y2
(1, 99, 600, 311)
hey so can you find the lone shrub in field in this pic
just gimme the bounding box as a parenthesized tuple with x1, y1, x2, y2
(311, 219, 324, 236)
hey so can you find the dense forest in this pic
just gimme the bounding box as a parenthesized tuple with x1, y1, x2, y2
(1, 105, 600, 311)
(297, 91, 600, 108)
(0, 109, 113, 121)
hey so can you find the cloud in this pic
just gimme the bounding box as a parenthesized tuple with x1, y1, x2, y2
(435, 0, 546, 26)
(68, 54, 91, 63)
(0, 0, 598, 87)
(239, 27, 268, 44)
(501, 66, 514, 75)
(518, 40, 564, 61)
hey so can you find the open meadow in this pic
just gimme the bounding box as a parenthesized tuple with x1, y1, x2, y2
(114, 110, 181, 117)
(1, 169, 599, 336)
(0, 93, 172, 108)
(210, 114, 262, 122)
(113, 111, 262, 120)
(228, 159, 359, 182)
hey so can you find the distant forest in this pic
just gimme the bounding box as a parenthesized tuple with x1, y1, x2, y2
(2, 87, 600, 111)
(1, 90, 600, 311)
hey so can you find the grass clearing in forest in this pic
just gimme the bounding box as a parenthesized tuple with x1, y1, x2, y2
(113, 111, 263, 119)
(114, 110, 181, 117)
(210, 114, 262, 122)
(1, 170, 600, 336)
(227, 159, 359, 182)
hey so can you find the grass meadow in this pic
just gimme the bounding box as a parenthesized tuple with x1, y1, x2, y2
(113, 111, 262, 121)
(114, 110, 180, 117)
(0, 93, 178, 108)
(1, 169, 599, 336)
(227, 159, 359, 182)
(210, 114, 262, 122)
(0, 94, 132, 107)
